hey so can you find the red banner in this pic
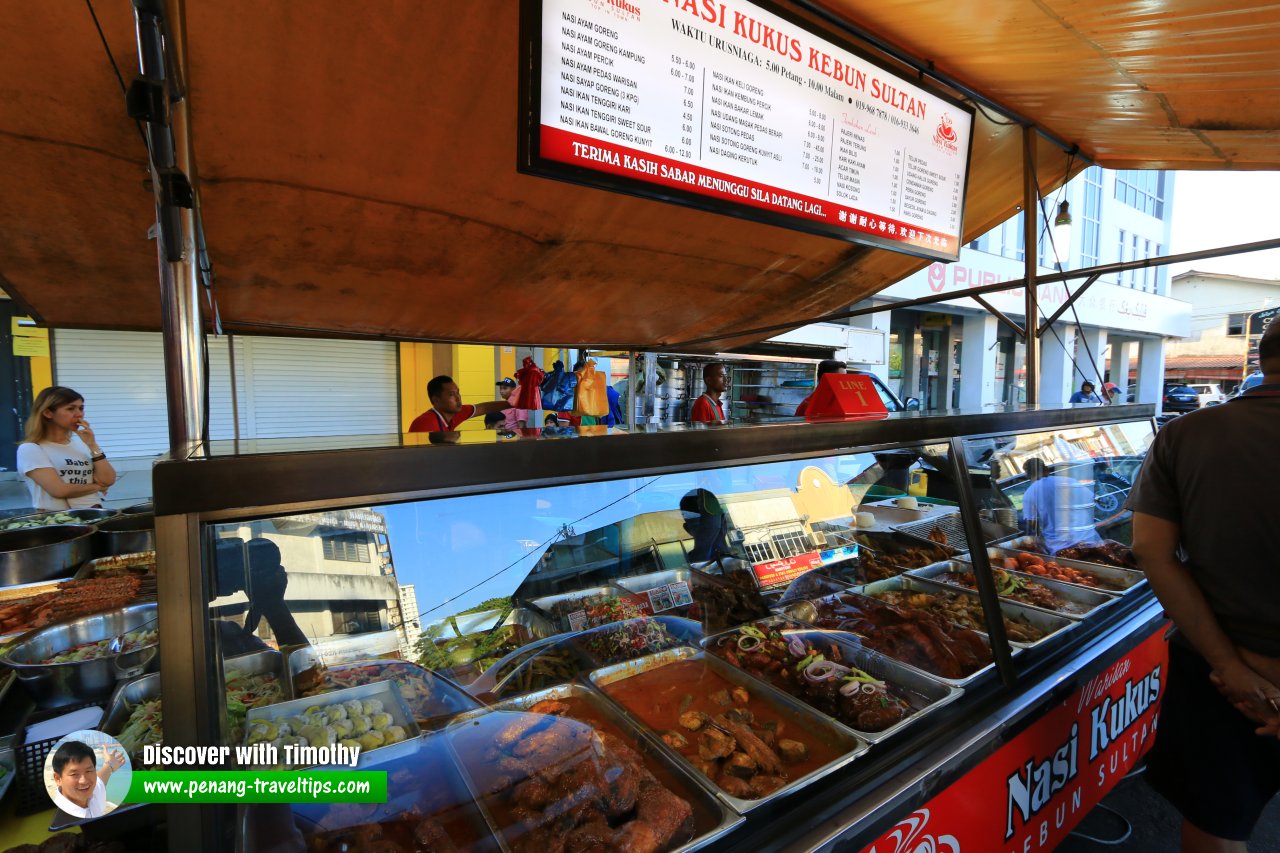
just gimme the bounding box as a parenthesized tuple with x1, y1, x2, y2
(861, 627, 1168, 853)
(541, 126, 955, 253)
(752, 552, 823, 587)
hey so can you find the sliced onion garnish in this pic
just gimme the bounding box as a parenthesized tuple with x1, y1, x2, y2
(737, 635, 762, 651)
(787, 636, 806, 657)
(804, 660, 851, 682)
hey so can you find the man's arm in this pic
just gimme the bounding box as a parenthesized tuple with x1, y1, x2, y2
(472, 400, 511, 417)
(1132, 511, 1280, 729)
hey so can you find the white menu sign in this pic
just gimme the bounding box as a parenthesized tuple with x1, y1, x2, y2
(525, 0, 974, 259)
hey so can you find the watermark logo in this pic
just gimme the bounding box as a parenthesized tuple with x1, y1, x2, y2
(933, 113, 960, 154)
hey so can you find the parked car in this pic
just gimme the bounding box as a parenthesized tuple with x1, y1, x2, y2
(1162, 384, 1200, 414)
(1187, 383, 1227, 407)
(1233, 371, 1264, 396)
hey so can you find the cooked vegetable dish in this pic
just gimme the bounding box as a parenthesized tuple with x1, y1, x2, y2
(42, 627, 156, 664)
(870, 590, 1048, 644)
(708, 622, 916, 732)
(936, 567, 1090, 615)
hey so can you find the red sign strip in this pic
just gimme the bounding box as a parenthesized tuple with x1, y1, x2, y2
(860, 627, 1168, 853)
(541, 125, 956, 252)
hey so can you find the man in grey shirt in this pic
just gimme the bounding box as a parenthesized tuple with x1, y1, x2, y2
(1129, 319, 1280, 852)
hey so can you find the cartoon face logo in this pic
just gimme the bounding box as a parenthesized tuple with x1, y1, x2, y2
(937, 114, 957, 143)
(867, 809, 961, 853)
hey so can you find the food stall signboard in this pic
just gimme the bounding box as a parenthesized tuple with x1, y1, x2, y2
(860, 627, 1168, 853)
(752, 550, 822, 587)
(520, 0, 974, 261)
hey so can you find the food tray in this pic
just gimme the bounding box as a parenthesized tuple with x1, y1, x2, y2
(73, 551, 158, 580)
(963, 547, 1146, 595)
(290, 657, 479, 731)
(589, 646, 868, 814)
(909, 561, 1116, 620)
(499, 607, 557, 643)
(775, 570, 856, 605)
(526, 584, 639, 632)
(570, 616, 704, 669)
(701, 617, 961, 744)
(242, 731, 500, 852)
(447, 683, 743, 851)
(245, 679, 421, 768)
(860, 575, 1076, 649)
(102, 649, 288, 757)
(893, 514, 1018, 549)
(774, 592, 997, 689)
(487, 639, 585, 700)
(613, 569, 697, 615)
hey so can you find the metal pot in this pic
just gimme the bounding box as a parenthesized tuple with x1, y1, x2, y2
(0, 524, 96, 586)
(0, 508, 119, 530)
(93, 513, 156, 557)
(121, 502, 153, 516)
(1, 602, 159, 707)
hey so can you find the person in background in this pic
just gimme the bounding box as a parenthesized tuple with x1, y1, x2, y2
(1019, 457, 1103, 554)
(1128, 319, 1280, 853)
(496, 377, 527, 430)
(408, 375, 509, 432)
(1068, 381, 1105, 404)
(604, 383, 624, 427)
(483, 412, 506, 429)
(795, 359, 847, 416)
(17, 386, 116, 510)
(689, 363, 729, 424)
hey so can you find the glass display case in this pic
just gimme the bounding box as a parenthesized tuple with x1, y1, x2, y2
(141, 405, 1164, 852)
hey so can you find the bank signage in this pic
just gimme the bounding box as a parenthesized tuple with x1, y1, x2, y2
(859, 627, 1168, 853)
(520, 0, 974, 260)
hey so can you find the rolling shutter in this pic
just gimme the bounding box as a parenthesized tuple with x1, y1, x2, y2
(53, 331, 396, 458)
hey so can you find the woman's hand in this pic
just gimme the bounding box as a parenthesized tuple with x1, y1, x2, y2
(74, 418, 100, 452)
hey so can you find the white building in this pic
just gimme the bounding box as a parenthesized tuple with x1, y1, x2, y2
(781, 168, 1191, 411)
(1165, 270, 1280, 389)
(397, 583, 422, 660)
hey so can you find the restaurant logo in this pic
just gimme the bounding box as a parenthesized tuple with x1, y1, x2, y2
(589, 0, 641, 20)
(933, 113, 960, 154)
(866, 808, 961, 853)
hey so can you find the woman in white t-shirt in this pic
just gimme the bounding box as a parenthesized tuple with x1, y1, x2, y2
(16, 387, 117, 510)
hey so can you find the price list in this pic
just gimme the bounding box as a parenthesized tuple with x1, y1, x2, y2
(531, 0, 972, 259)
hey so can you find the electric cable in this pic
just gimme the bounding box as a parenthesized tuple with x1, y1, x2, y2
(416, 476, 662, 620)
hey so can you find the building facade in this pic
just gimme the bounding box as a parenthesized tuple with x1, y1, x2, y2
(825, 168, 1189, 411)
(1165, 270, 1280, 389)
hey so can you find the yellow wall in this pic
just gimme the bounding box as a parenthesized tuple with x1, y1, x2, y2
(398, 342, 501, 432)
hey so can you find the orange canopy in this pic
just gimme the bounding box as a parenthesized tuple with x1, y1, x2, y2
(0, 1, 1276, 350)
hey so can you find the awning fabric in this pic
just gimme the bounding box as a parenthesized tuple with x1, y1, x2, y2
(0, 2, 1277, 351)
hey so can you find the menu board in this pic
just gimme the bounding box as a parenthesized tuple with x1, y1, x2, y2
(520, 0, 974, 260)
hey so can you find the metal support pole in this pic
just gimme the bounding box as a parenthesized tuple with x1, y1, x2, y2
(972, 295, 1025, 339)
(1022, 127, 1039, 406)
(625, 350, 637, 429)
(948, 437, 1017, 685)
(1038, 273, 1101, 335)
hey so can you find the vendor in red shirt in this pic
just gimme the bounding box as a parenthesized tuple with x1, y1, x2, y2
(408, 374, 510, 433)
(689, 363, 729, 424)
(794, 359, 847, 417)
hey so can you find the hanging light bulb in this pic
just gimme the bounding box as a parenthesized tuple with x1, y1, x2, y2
(1052, 201, 1073, 269)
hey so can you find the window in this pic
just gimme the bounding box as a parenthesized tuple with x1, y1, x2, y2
(1080, 167, 1102, 267)
(1154, 244, 1166, 291)
(1227, 314, 1247, 336)
(1116, 229, 1127, 284)
(1114, 170, 1166, 218)
(1014, 211, 1025, 261)
(744, 540, 778, 563)
(330, 602, 382, 635)
(1142, 239, 1152, 291)
(772, 528, 812, 558)
(1130, 234, 1141, 288)
(322, 532, 371, 562)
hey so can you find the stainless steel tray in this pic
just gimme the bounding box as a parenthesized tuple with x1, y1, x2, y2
(102, 649, 289, 759)
(700, 617, 961, 744)
(289, 657, 479, 730)
(910, 561, 1115, 620)
(774, 592, 997, 689)
(860, 575, 1076, 649)
(244, 679, 421, 769)
(241, 730, 500, 852)
(73, 550, 158, 580)
(963, 547, 1145, 595)
(526, 583, 637, 631)
(499, 606, 557, 643)
(446, 683, 743, 851)
(613, 568, 697, 614)
(775, 569, 856, 605)
(488, 638, 586, 700)
(588, 646, 869, 814)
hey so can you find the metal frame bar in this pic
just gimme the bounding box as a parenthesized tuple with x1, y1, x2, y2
(1038, 273, 1102, 336)
(948, 437, 1016, 684)
(1022, 127, 1040, 405)
(972, 295, 1024, 339)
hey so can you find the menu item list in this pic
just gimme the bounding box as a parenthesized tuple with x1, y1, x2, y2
(530, 0, 973, 259)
